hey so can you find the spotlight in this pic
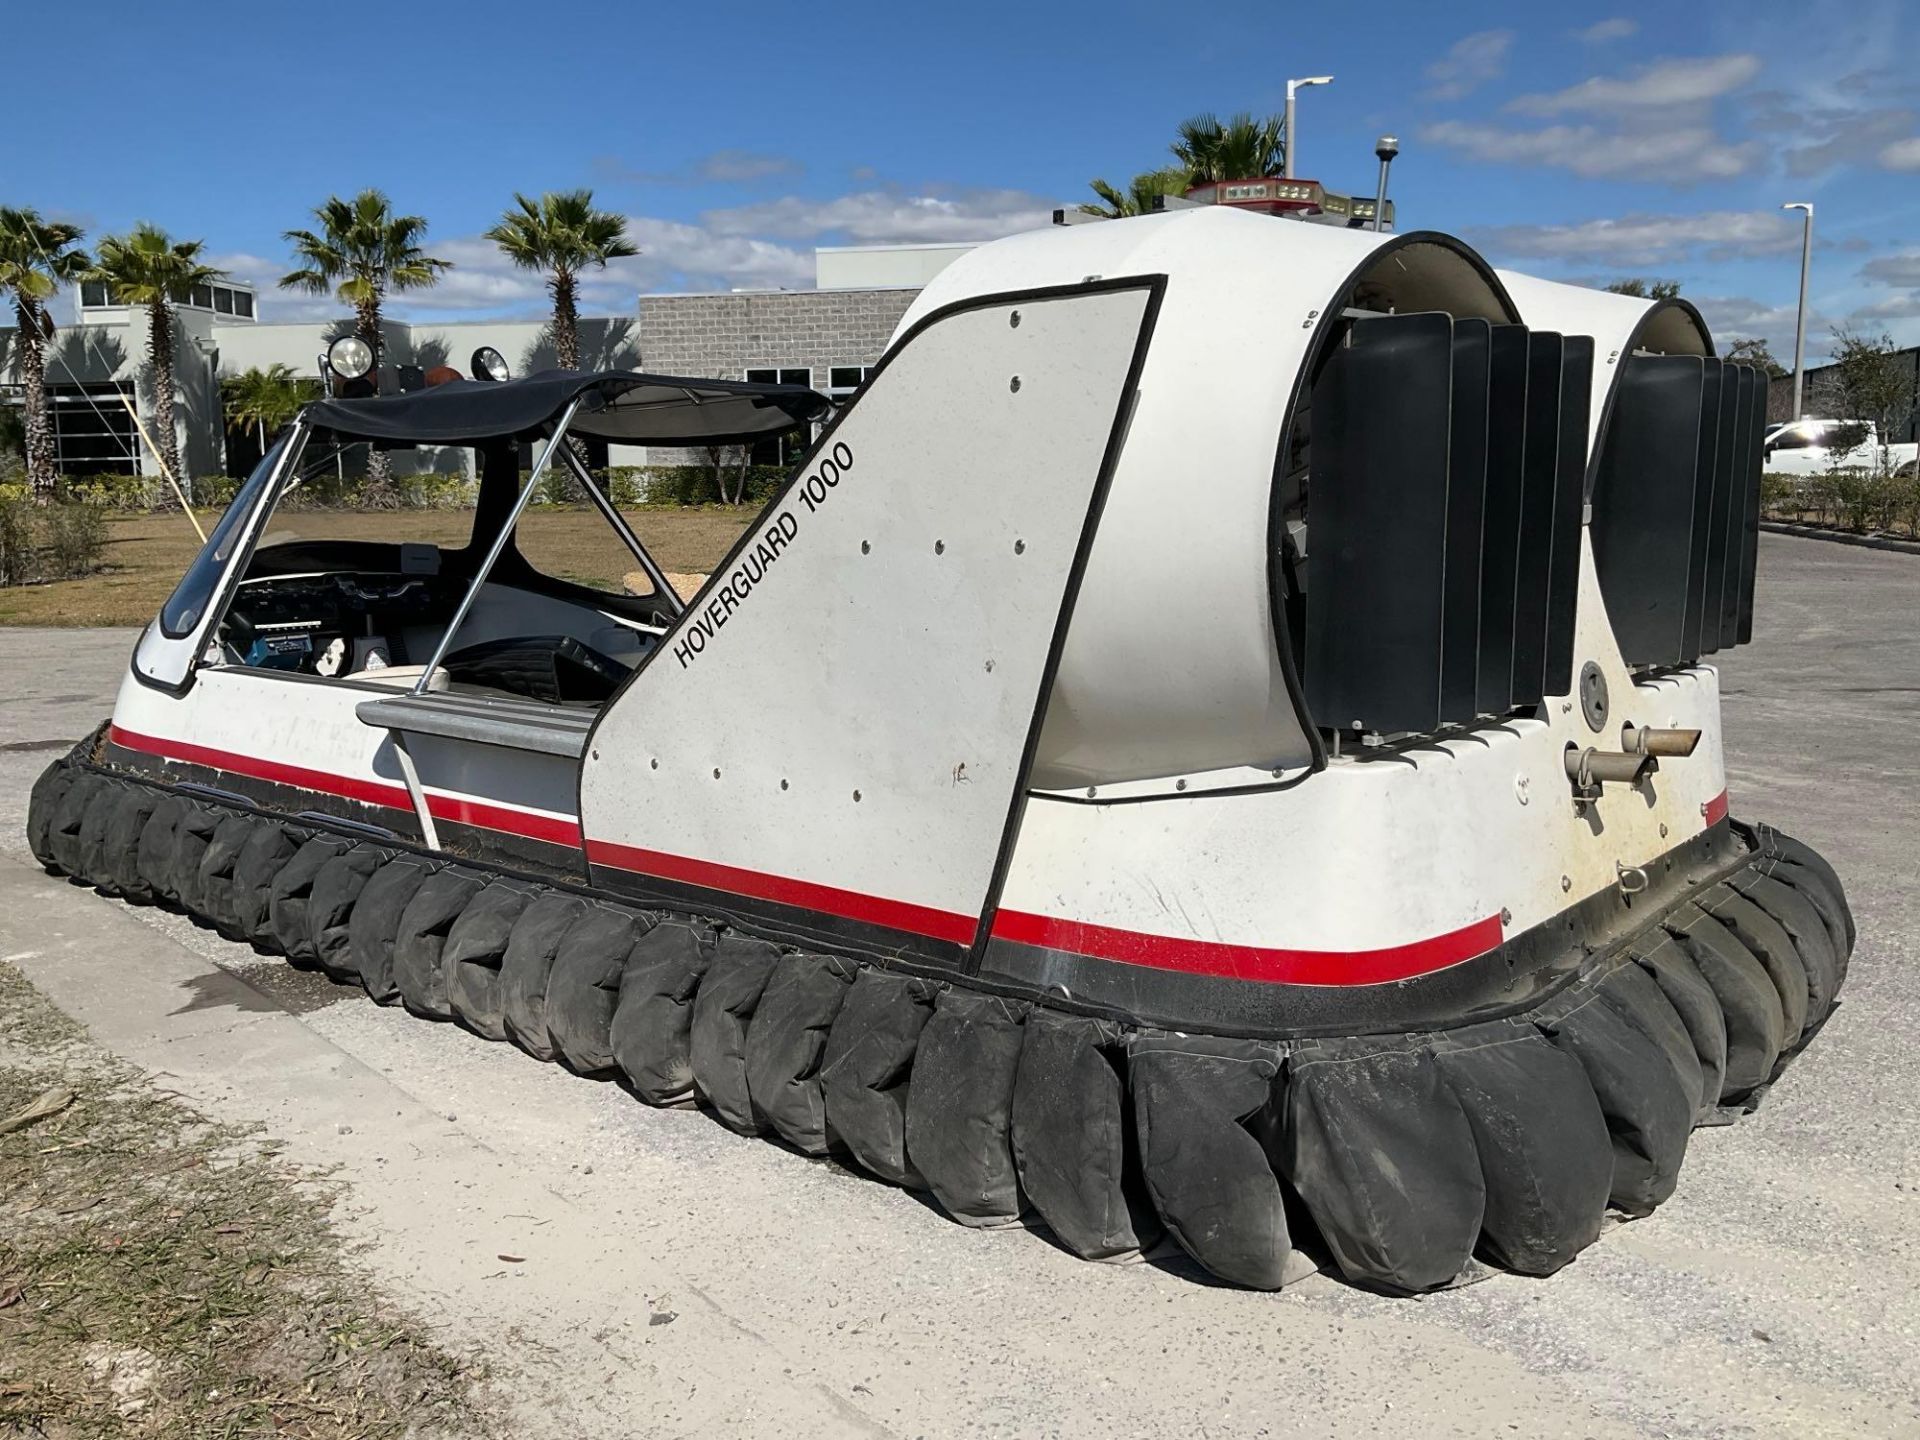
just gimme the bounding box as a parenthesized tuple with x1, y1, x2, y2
(326, 335, 374, 381)
(471, 346, 511, 383)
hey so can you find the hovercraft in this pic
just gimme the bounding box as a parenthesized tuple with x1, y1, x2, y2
(26, 208, 1851, 1292)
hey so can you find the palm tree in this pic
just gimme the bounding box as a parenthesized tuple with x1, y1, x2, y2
(83, 224, 225, 495)
(0, 207, 90, 497)
(281, 190, 449, 503)
(1171, 112, 1287, 182)
(1079, 168, 1191, 219)
(222, 363, 316, 451)
(484, 190, 637, 370)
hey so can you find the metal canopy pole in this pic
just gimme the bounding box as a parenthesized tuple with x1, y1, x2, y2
(555, 440, 686, 616)
(412, 396, 584, 696)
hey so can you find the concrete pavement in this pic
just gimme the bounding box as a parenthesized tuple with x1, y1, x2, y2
(2, 532, 1916, 1438)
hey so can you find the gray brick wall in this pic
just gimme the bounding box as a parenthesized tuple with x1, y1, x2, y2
(637, 288, 919, 391)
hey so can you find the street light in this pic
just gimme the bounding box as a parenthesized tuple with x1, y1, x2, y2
(1373, 135, 1399, 233)
(1284, 75, 1334, 178)
(1783, 202, 1814, 420)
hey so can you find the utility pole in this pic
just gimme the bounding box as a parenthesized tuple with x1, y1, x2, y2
(1783, 201, 1813, 420)
(1284, 76, 1334, 178)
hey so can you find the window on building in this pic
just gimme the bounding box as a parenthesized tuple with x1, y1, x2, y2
(190, 283, 215, 310)
(214, 286, 236, 315)
(80, 281, 110, 309)
(828, 365, 876, 406)
(233, 290, 255, 319)
(47, 383, 138, 476)
(746, 367, 813, 466)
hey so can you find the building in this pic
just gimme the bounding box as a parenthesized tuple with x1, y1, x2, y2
(1766, 345, 1920, 441)
(1, 240, 980, 483)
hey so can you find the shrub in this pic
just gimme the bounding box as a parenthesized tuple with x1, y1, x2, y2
(395, 469, 476, 509)
(42, 500, 106, 577)
(0, 483, 33, 587)
(57, 471, 156, 509)
(0, 478, 110, 587)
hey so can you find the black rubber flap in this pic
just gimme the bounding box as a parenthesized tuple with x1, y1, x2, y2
(391, 868, 488, 1020)
(1130, 1033, 1292, 1290)
(1734, 871, 1839, 1022)
(197, 812, 257, 939)
(49, 769, 101, 879)
(307, 845, 391, 982)
(445, 881, 541, 1042)
(76, 780, 123, 895)
(1596, 955, 1706, 1119)
(1630, 933, 1730, 1115)
(102, 785, 161, 903)
(611, 920, 716, 1104)
(905, 991, 1028, 1226)
(500, 892, 590, 1062)
(1476, 325, 1531, 714)
(1431, 1020, 1609, 1276)
(269, 836, 352, 965)
(1749, 823, 1853, 952)
(1010, 1009, 1161, 1261)
(136, 795, 192, 905)
(1664, 900, 1784, 1100)
(547, 903, 648, 1074)
(1285, 1036, 1484, 1292)
(1539, 973, 1693, 1215)
(819, 968, 937, 1187)
(1700, 886, 1808, 1046)
(170, 804, 219, 917)
(26, 758, 73, 870)
(232, 820, 307, 948)
(689, 933, 782, 1131)
(349, 855, 437, 1005)
(745, 952, 858, 1153)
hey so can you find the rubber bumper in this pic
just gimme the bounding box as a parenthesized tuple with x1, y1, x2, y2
(24, 751, 1858, 1294)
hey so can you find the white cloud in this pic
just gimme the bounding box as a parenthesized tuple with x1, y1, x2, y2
(1423, 30, 1515, 102)
(1880, 136, 1920, 169)
(1423, 120, 1762, 181)
(1474, 210, 1802, 266)
(595, 149, 805, 186)
(1508, 53, 1762, 115)
(700, 188, 1057, 244)
(1574, 17, 1638, 44)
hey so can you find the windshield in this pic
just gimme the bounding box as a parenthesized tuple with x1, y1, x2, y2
(158, 431, 296, 638)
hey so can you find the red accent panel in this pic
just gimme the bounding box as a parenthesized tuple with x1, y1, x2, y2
(989, 908, 1506, 986)
(586, 839, 979, 946)
(1702, 789, 1729, 827)
(107, 724, 581, 848)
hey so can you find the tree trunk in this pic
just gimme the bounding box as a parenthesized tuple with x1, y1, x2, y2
(552, 270, 579, 370)
(356, 298, 396, 506)
(145, 300, 183, 506)
(16, 299, 56, 499)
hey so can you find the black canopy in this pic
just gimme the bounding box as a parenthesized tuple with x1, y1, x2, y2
(302, 368, 829, 446)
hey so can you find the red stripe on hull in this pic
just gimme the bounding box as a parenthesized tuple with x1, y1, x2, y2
(989, 909, 1505, 986)
(1702, 789, 1729, 827)
(585, 838, 979, 946)
(107, 724, 580, 848)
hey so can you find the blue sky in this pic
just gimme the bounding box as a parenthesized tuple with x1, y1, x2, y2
(10, 0, 1917, 362)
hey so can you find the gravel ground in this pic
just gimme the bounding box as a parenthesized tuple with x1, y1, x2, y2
(1, 531, 1915, 1439)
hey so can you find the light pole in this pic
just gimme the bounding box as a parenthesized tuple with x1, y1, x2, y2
(1284, 75, 1334, 178)
(1373, 135, 1399, 232)
(1783, 201, 1813, 420)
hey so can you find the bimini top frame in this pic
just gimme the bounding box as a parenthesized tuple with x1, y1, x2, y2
(303, 367, 828, 447)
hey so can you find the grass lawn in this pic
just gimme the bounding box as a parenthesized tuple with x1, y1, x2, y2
(0, 505, 757, 627)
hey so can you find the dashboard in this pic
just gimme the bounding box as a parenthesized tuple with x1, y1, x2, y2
(220, 572, 463, 675)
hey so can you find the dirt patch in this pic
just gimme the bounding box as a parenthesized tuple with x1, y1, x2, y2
(0, 962, 503, 1437)
(0, 506, 756, 628)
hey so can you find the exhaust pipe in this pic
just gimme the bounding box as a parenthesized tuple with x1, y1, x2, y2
(1565, 745, 1653, 803)
(1622, 725, 1701, 758)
